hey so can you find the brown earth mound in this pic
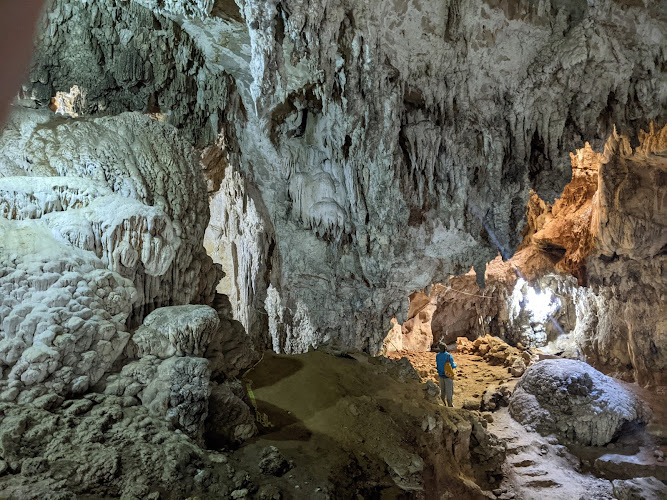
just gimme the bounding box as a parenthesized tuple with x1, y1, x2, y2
(238, 350, 505, 499)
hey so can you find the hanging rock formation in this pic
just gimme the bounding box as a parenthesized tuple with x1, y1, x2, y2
(0, 0, 664, 497)
(18, 0, 666, 355)
(388, 124, 666, 386)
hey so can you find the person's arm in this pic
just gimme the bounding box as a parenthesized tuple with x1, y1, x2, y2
(449, 353, 457, 369)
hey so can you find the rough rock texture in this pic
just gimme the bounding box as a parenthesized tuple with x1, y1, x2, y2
(24, 0, 666, 354)
(509, 359, 650, 446)
(24, 0, 234, 146)
(258, 446, 291, 476)
(388, 255, 578, 353)
(578, 125, 667, 386)
(104, 304, 256, 443)
(611, 477, 667, 500)
(390, 124, 666, 387)
(522, 125, 667, 385)
(0, 109, 220, 323)
(430, 265, 515, 346)
(103, 305, 219, 440)
(0, 220, 135, 402)
(203, 158, 278, 347)
(457, 335, 533, 375)
(383, 288, 441, 352)
(0, 109, 221, 405)
(204, 379, 257, 447)
(106, 354, 212, 440)
(480, 384, 512, 412)
(205, 294, 258, 380)
(0, 396, 233, 500)
(132, 305, 220, 359)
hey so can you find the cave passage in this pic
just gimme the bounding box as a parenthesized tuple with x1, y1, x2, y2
(0, 1, 665, 499)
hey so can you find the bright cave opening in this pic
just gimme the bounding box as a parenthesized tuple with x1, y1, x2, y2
(380, 135, 667, 495)
(0, 0, 664, 496)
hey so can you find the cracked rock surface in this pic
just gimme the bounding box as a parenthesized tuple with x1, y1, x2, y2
(509, 359, 650, 446)
(23, 0, 666, 353)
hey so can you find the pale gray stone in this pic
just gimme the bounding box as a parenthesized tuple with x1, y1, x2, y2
(509, 359, 650, 446)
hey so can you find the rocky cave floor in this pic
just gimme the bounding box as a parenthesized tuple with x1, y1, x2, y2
(0, 336, 665, 500)
(388, 348, 667, 500)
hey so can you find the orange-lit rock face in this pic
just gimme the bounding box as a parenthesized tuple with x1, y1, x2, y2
(596, 123, 667, 260)
(389, 124, 666, 386)
(520, 125, 667, 386)
(521, 143, 600, 285)
(522, 123, 667, 288)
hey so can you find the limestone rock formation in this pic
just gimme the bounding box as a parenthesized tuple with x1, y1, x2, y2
(132, 305, 220, 359)
(392, 124, 666, 387)
(0, 109, 221, 406)
(520, 125, 667, 386)
(104, 305, 219, 441)
(22, 0, 666, 354)
(612, 477, 667, 500)
(430, 262, 517, 346)
(0, 220, 135, 402)
(106, 354, 212, 440)
(0, 109, 220, 323)
(457, 335, 533, 374)
(509, 359, 650, 446)
(203, 160, 278, 348)
(0, 0, 665, 496)
(0, 396, 233, 500)
(205, 380, 257, 447)
(258, 446, 291, 477)
(480, 385, 512, 412)
(383, 288, 441, 352)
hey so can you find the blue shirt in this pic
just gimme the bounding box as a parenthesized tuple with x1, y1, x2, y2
(436, 352, 457, 378)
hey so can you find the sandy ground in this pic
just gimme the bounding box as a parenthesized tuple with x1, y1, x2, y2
(237, 350, 501, 499)
(386, 349, 515, 407)
(232, 349, 666, 499)
(388, 348, 667, 499)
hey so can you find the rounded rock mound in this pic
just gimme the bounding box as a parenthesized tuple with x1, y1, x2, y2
(509, 359, 650, 446)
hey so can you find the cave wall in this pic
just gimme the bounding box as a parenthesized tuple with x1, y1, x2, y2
(392, 125, 666, 386)
(575, 126, 667, 386)
(0, 109, 220, 400)
(19, 0, 667, 356)
(517, 125, 666, 386)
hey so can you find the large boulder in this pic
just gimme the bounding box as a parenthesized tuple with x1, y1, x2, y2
(132, 305, 220, 359)
(204, 380, 257, 447)
(612, 477, 667, 500)
(509, 359, 650, 446)
(105, 354, 211, 441)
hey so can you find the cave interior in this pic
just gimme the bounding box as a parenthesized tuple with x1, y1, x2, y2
(0, 0, 665, 499)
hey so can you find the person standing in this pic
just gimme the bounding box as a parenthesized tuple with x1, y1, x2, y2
(436, 344, 457, 407)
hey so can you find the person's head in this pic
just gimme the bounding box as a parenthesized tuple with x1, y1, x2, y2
(440, 344, 448, 353)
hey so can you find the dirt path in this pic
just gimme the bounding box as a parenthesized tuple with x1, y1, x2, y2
(236, 350, 503, 499)
(386, 349, 514, 407)
(390, 348, 667, 500)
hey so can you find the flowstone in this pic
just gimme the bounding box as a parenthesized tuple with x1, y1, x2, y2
(509, 359, 650, 446)
(25, 0, 666, 354)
